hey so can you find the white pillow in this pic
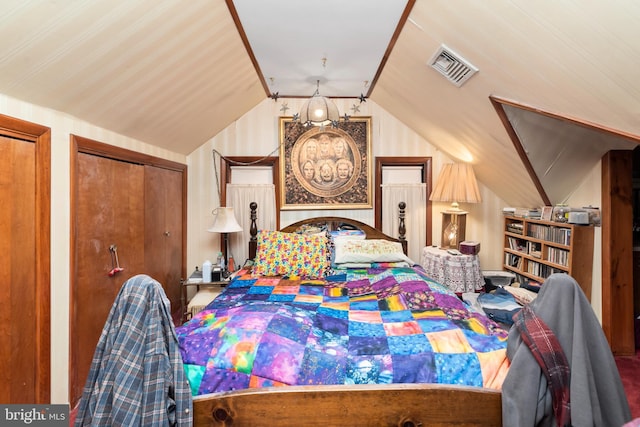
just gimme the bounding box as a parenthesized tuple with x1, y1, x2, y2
(333, 239, 412, 264)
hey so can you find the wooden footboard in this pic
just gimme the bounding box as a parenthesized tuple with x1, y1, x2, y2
(192, 384, 502, 426)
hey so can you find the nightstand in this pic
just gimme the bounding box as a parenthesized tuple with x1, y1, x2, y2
(421, 246, 484, 294)
(180, 268, 228, 323)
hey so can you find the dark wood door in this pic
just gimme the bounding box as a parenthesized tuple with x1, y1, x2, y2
(144, 165, 184, 316)
(0, 135, 37, 403)
(71, 152, 146, 404)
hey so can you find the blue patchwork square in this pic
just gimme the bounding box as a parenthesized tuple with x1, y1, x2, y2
(380, 310, 413, 323)
(416, 318, 455, 333)
(247, 286, 274, 295)
(317, 306, 349, 320)
(387, 334, 431, 355)
(434, 353, 482, 387)
(348, 321, 386, 337)
(267, 294, 296, 302)
(350, 299, 379, 311)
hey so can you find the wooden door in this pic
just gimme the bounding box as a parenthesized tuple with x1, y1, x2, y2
(0, 135, 37, 402)
(0, 116, 50, 404)
(144, 165, 184, 316)
(70, 152, 146, 404)
(70, 136, 187, 405)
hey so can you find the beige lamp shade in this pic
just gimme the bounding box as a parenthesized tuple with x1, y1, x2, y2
(207, 207, 243, 233)
(429, 163, 481, 211)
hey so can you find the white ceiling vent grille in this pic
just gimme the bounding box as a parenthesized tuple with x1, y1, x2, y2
(429, 45, 478, 87)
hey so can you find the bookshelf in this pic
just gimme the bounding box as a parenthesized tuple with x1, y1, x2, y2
(503, 215, 594, 299)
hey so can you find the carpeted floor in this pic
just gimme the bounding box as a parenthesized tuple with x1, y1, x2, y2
(616, 348, 640, 420)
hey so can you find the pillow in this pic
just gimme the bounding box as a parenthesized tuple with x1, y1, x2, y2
(253, 230, 329, 277)
(333, 239, 412, 265)
(327, 231, 366, 266)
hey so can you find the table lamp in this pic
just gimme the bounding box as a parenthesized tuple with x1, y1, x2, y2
(207, 206, 242, 276)
(429, 163, 482, 249)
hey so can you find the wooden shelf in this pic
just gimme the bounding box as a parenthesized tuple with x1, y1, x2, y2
(503, 215, 594, 299)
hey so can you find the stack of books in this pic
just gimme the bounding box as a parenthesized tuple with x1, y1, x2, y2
(503, 207, 541, 218)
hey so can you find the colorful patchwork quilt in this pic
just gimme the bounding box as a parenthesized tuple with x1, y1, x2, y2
(176, 266, 510, 396)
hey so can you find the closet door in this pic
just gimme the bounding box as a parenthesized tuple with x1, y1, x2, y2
(0, 116, 50, 404)
(71, 152, 146, 403)
(0, 135, 37, 403)
(144, 165, 184, 315)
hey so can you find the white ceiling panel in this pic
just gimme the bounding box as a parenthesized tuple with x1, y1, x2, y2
(231, 0, 410, 97)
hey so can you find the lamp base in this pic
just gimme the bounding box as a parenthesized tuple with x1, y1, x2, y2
(441, 211, 467, 249)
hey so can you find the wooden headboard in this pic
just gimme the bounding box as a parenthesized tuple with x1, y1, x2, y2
(248, 201, 407, 259)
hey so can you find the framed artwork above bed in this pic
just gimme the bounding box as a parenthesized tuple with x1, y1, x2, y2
(279, 116, 372, 210)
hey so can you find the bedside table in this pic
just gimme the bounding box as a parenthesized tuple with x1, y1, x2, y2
(421, 246, 484, 294)
(180, 269, 228, 323)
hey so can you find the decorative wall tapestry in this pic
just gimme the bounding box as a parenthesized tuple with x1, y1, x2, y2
(279, 117, 372, 210)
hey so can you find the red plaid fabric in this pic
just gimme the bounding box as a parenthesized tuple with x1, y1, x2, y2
(513, 304, 571, 427)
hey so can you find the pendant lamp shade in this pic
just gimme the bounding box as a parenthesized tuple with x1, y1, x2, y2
(299, 80, 340, 127)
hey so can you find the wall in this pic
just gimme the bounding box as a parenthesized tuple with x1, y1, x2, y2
(0, 94, 185, 404)
(186, 97, 509, 283)
(566, 161, 603, 320)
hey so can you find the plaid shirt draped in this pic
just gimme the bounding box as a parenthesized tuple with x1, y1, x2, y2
(513, 304, 571, 427)
(75, 274, 192, 426)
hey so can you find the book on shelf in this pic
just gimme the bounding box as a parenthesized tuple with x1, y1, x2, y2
(546, 247, 569, 266)
(527, 241, 542, 258)
(505, 253, 523, 269)
(528, 223, 571, 245)
(507, 236, 526, 252)
(506, 222, 524, 235)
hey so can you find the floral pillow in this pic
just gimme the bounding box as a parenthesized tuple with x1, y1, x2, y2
(253, 230, 329, 277)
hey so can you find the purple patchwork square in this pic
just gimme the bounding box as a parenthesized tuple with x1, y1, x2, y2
(252, 331, 305, 384)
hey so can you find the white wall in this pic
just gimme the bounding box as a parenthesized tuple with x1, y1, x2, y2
(186, 97, 509, 281)
(0, 94, 185, 404)
(566, 162, 603, 320)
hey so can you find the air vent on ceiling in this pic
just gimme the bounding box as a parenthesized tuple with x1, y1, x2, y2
(429, 45, 478, 87)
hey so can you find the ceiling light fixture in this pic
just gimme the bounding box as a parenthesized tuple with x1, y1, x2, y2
(297, 80, 341, 128)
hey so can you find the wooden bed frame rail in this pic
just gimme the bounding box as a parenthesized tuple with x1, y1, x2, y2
(193, 383, 502, 426)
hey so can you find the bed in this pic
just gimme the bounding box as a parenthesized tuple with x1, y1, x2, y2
(177, 202, 509, 426)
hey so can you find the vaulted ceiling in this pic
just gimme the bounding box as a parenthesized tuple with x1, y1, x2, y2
(2, 0, 639, 207)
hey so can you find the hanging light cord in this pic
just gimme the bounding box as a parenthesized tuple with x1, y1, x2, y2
(211, 147, 281, 273)
(212, 145, 281, 205)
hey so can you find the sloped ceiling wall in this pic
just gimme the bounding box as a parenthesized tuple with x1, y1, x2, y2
(1, 1, 639, 207)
